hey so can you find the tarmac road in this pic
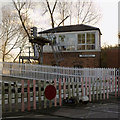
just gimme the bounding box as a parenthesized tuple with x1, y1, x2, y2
(2, 97, 120, 120)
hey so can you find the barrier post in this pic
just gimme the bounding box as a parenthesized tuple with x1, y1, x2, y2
(49, 80, 52, 108)
(103, 77, 105, 100)
(96, 78, 98, 100)
(72, 78, 75, 97)
(15, 81, 18, 112)
(33, 80, 36, 110)
(2, 81, 5, 113)
(99, 77, 102, 100)
(21, 80, 24, 112)
(63, 78, 66, 99)
(92, 77, 95, 101)
(59, 79, 62, 106)
(76, 78, 79, 98)
(8, 81, 12, 112)
(27, 80, 30, 111)
(115, 73, 117, 97)
(38, 80, 41, 109)
(106, 77, 109, 99)
(54, 79, 57, 107)
(44, 80, 47, 109)
(68, 78, 71, 99)
(89, 77, 91, 102)
(85, 77, 87, 96)
(118, 68, 120, 96)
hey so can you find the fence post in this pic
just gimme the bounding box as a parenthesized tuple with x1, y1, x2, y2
(21, 80, 24, 112)
(72, 78, 75, 97)
(49, 80, 52, 108)
(8, 81, 12, 112)
(33, 80, 36, 110)
(114, 68, 117, 97)
(38, 80, 41, 109)
(68, 78, 71, 99)
(92, 77, 95, 101)
(118, 68, 120, 96)
(27, 80, 30, 111)
(59, 79, 62, 106)
(109, 75, 112, 93)
(44, 80, 47, 109)
(63, 78, 66, 99)
(15, 81, 18, 112)
(89, 77, 91, 102)
(96, 78, 98, 100)
(106, 77, 109, 99)
(112, 70, 114, 92)
(85, 77, 87, 96)
(54, 79, 57, 107)
(81, 77, 84, 97)
(103, 76, 105, 100)
(99, 77, 102, 100)
(2, 81, 5, 113)
(76, 78, 79, 98)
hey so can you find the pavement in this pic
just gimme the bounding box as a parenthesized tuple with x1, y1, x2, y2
(2, 96, 120, 120)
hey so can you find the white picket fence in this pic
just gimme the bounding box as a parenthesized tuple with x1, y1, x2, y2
(1, 62, 119, 81)
(0, 62, 120, 113)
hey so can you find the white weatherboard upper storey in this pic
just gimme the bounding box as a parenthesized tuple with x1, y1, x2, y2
(41, 30, 101, 52)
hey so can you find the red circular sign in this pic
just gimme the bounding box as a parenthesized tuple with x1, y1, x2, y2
(44, 85, 56, 100)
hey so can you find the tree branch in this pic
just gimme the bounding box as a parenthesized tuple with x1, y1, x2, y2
(58, 15, 69, 26)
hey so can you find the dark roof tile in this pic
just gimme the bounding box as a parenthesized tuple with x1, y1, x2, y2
(38, 24, 102, 35)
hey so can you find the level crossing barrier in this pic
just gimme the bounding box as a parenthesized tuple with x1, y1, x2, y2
(0, 62, 119, 113)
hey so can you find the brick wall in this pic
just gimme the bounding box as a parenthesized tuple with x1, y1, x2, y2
(101, 48, 120, 68)
(43, 52, 101, 68)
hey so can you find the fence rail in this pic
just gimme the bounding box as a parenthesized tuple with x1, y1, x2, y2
(0, 62, 120, 114)
(1, 62, 119, 81)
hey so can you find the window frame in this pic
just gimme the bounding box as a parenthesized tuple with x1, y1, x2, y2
(77, 32, 96, 51)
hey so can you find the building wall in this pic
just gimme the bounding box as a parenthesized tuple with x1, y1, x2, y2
(43, 51, 101, 68)
(101, 48, 120, 68)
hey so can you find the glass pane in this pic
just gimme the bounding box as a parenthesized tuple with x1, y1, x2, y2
(92, 45, 95, 49)
(82, 34, 85, 43)
(86, 45, 95, 50)
(87, 33, 95, 44)
(78, 34, 81, 44)
(78, 34, 85, 44)
(61, 46, 66, 51)
(66, 46, 75, 51)
(91, 33, 95, 44)
(87, 33, 90, 44)
(86, 45, 91, 50)
(77, 45, 85, 50)
(91, 33, 95, 39)
(59, 35, 65, 43)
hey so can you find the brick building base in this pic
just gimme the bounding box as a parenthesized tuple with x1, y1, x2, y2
(43, 52, 101, 68)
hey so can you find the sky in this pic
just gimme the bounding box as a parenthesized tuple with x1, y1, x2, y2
(0, 0, 119, 47)
(95, 0, 119, 46)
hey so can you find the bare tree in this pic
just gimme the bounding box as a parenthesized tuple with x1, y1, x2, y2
(75, 0, 101, 25)
(43, 0, 57, 28)
(41, 0, 70, 28)
(0, 5, 27, 62)
(12, 0, 36, 62)
(57, 1, 70, 26)
(42, 0, 101, 28)
(12, 0, 32, 38)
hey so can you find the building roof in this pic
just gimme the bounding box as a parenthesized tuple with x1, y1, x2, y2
(38, 24, 102, 35)
(29, 36, 51, 45)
